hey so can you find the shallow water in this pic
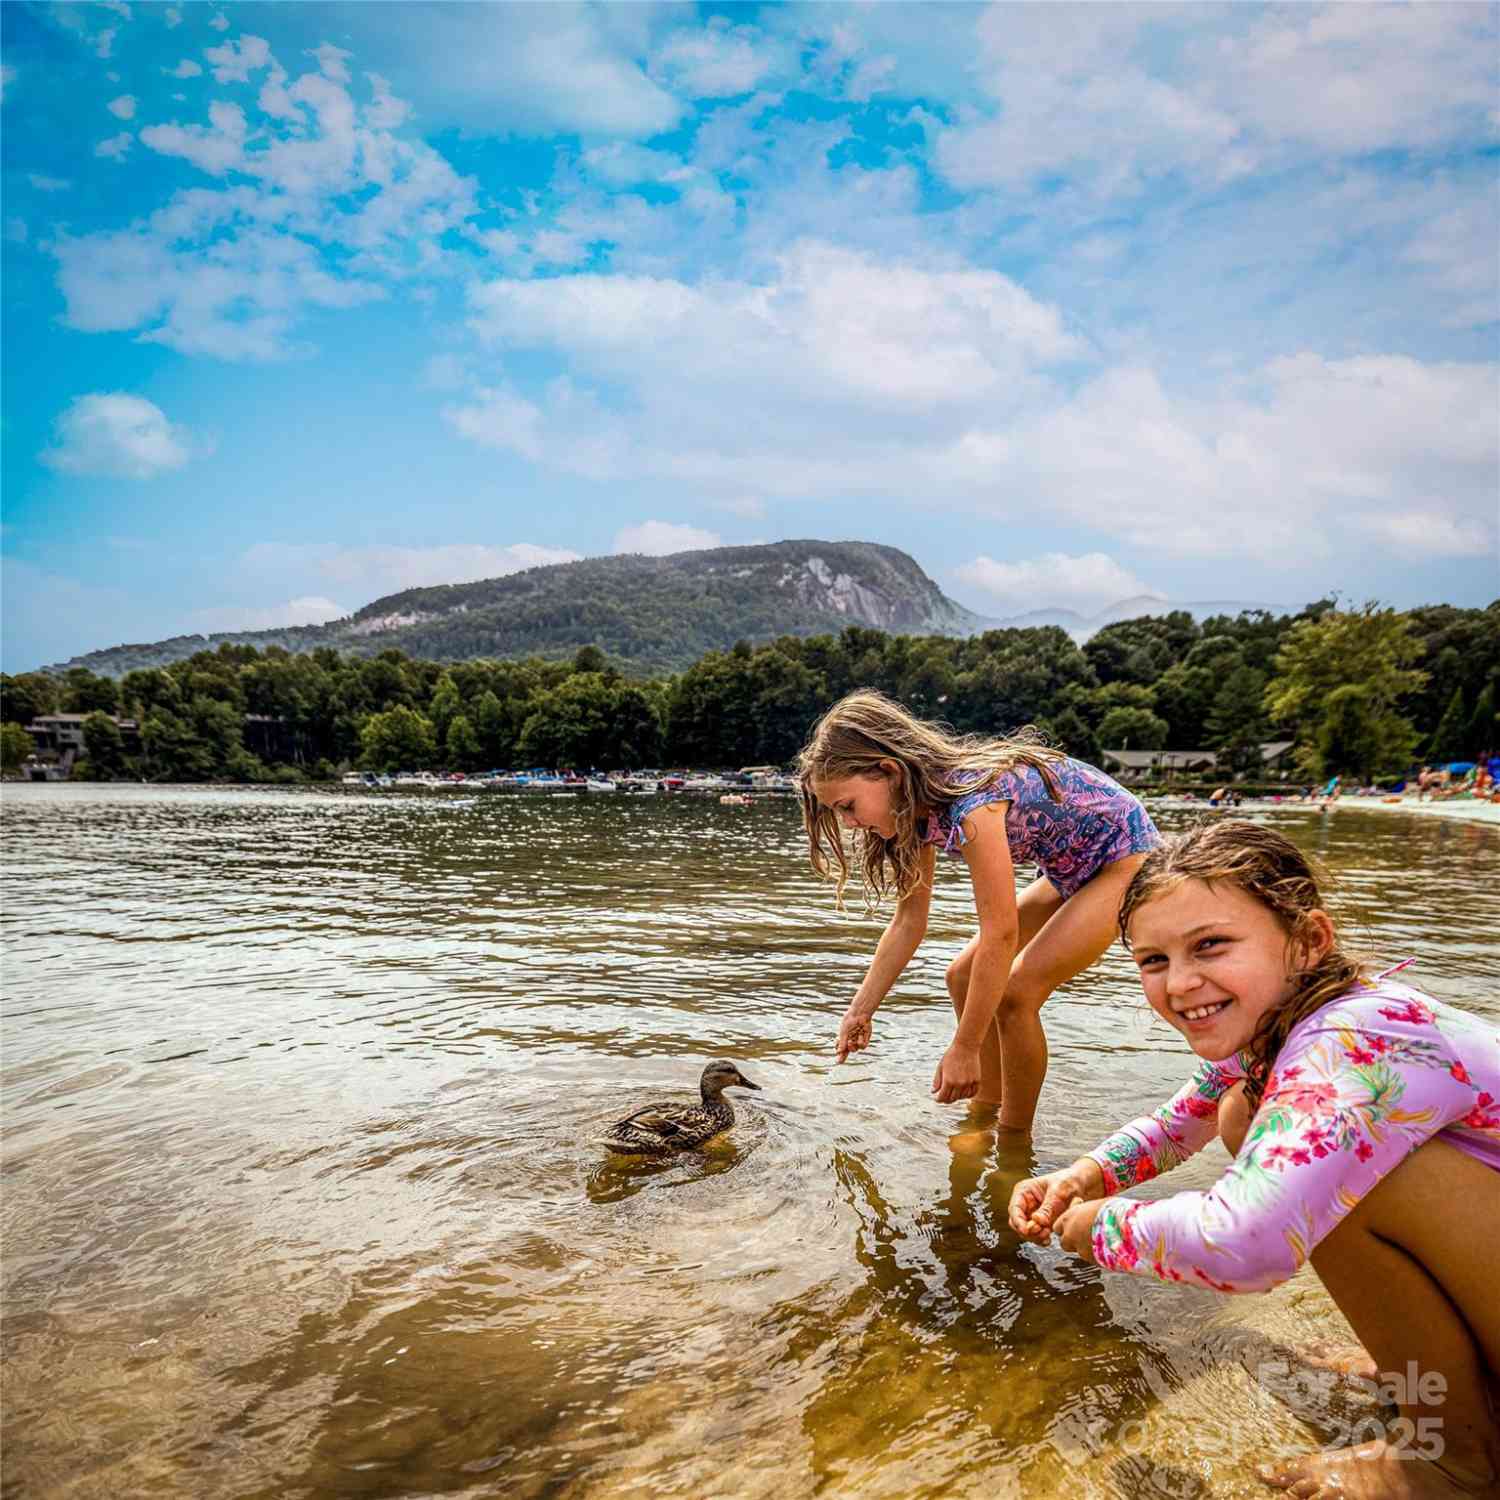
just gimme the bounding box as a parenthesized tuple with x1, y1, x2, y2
(3, 786, 1497, 1499)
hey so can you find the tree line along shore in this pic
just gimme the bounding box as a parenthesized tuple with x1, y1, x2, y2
(2, 599, 1495, 787)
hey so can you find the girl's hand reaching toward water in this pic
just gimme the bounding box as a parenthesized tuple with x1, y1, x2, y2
(1008, 1159, 1105, 1244)
(835, 1006, 874, 1063)
(931, 1040, 982, 1103)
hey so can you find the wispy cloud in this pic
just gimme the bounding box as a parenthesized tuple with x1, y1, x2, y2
(189, 596, 348, 633)
(956, 553, 1163, 616)
(613, 520, 722, 556)
(239, 541, 584, 598)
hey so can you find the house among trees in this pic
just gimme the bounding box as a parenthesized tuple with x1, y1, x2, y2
(1102, 740, 1297, 783)
(23, 713, 140, 780)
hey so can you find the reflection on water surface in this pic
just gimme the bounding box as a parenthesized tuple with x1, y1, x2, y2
(3, 786, 1497, 1498)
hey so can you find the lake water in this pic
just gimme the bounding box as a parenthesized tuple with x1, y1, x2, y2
(4, 786, 1498, 1499)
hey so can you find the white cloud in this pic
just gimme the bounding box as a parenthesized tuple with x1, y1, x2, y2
(937, 5, 1499, 198)
(1, 65, 16, 102)
(713, 496, 766, 520)
(40, 393, 200, 479)
(107, 94, 137, 120)
(204, 33, 274, 84)
(94, 27, 117, 60)
(310, 43, 352, 83)
(56, 61, 472, 361)
(579, 141, 692, 187)
(239, 541, 582, 598)
(28, 173, 71, 192)
(140, 100, 247, 174)
(164, 58, 202, 78)
(208, 13, 229, 32)
(448, 246, 1495, 563)
(653, 19, 774, 98)
(188, 596, 348, 632)
(613, 520, 722, 556)
(94, 132, 133, 160)
(99, 1, 132, 19)
(338, 3, 682, 137)
(956, 553, 1163, 615)
(164, 7, 181, 28)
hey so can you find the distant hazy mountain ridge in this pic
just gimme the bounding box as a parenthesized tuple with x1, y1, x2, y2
(53, 540, 995, 677)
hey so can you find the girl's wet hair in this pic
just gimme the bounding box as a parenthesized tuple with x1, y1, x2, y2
(1119, 819, 1367, 1107)
(795, 689, 1063, 910)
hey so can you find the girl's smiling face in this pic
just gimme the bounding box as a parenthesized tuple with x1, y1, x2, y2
(1127, 878, 1334, 1058)
(813, 765, 901, 840)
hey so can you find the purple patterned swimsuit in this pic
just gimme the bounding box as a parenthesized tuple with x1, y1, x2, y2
(916, 758, 1160, 899)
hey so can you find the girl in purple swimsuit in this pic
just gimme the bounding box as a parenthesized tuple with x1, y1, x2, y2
(797, 689, 1160, 1131)
(1010, 821, 1500, 1498)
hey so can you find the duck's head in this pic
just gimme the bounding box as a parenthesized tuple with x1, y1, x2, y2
(701, 1059, 760, 1096)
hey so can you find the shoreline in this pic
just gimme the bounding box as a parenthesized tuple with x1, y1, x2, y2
(1307, 794, 1500, 825)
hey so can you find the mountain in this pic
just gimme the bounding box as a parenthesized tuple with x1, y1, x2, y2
(51, 540, 999, 677)
(986, 595, 1291, 640)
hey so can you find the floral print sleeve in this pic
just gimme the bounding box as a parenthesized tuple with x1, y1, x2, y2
(1087, 1053, 1250, 1192)
(1089, 982, 1500, 1294)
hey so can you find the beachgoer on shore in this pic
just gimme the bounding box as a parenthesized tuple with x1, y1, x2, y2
(796, 690, 1160, 1131)
(1009, 820, 1500, 1497)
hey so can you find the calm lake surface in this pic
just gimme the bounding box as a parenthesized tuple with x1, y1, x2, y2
(4, 785, 1498, 1499)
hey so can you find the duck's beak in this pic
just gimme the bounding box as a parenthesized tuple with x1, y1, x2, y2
(736, 1073, 761, 1090)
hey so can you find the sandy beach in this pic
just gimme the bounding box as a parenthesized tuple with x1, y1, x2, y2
(1311, 795, 1500, 825)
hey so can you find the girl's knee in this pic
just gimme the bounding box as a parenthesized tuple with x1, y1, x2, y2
(945, 955, 969, 1005)
(996, 980, 1048, 1019)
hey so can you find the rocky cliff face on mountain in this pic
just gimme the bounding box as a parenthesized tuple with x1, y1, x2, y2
(53, 540, 997, 677)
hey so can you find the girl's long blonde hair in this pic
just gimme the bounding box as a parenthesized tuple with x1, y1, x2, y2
(795, 690, 1064, 909)
(1118, 819, 1367, 1108)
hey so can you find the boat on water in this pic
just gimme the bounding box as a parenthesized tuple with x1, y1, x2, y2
(586, 778, 616, 792)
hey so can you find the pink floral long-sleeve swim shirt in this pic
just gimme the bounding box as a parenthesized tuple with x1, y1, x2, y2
(1084, 976, 1500, 1293)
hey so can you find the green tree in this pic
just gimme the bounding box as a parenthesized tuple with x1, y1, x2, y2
(1205, 665, 1269, 775)
(429, 673, 462, 743)
(1427, 686, 1469, 763)
(1, 722, 33, 770)
(445, 712, 482, 769)
(82, 712, 130, 779)
(140, 709, 214, 781)
(360, 706, 438, 772)
(472, 689, 513, 767)
(518, 674, 661, 769)
(1, 672, 58, 726)
(1315, 686, 1406, 780)
(1097, 705, 1169, 751)
(1466, 683, 1497, 757)
(61, 668, 120, 714)
(1041, 706, 1100, 765)
(1265, 604, 1426, 776)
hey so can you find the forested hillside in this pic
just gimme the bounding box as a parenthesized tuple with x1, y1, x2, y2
(6, 600, 1495, 785)
(49, 541, 992, 677)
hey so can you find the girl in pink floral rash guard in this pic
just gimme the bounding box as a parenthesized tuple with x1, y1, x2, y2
(1009, 820, 1500, 1498)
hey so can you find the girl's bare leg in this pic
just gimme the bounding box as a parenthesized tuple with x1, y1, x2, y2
(1259, 1140, 1500, 1498)
(946, 876, 1061, 1107)
(990, 852, 1150, 1132)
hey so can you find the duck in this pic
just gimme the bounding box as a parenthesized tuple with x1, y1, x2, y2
(597, 1060, 761, 1155)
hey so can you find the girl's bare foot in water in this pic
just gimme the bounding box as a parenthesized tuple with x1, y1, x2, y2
(1260, 1439, 1499, 1498)
(1302, 1341, 1383, 1385)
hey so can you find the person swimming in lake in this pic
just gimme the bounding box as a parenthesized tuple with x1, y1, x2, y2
(1008, 819, 1500, 1498)
(796, 690, 1160, 1131)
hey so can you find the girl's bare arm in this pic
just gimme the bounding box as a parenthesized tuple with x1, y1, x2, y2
(836, 846, 935, 1061)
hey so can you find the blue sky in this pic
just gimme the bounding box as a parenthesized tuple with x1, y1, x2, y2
(2, 0, 1497, 671)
